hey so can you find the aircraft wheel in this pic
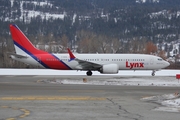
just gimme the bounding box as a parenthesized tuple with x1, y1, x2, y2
(152, 73, 155, 76)
(151, 70, 155, 76)
(86, 70, 92, 76)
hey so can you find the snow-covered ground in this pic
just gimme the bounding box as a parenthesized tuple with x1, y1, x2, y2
(1, 69, 180, 86)
(49, 76, 180, 87)
(0, 69, 180, 76)
(141, 93, 180, 112)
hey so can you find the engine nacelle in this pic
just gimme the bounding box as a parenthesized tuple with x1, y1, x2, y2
(99, 64, 119, 74)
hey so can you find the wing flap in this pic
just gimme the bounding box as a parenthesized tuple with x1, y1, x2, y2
(74, 58, 102, 70)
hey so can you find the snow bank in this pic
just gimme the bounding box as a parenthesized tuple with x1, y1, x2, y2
(141, 93, 180, 112)
(0, 69, 180, 76)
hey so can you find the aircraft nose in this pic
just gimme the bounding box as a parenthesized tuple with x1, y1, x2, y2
(164, 61, 170, 67)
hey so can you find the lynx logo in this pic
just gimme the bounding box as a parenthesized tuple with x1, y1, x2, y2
(126, 61, 144, 69)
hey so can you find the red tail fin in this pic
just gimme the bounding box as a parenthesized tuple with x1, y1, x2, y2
(9, 24, 44, 54)
(9, 24, 72, 70)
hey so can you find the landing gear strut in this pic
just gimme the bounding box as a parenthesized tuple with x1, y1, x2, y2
(151, 70, 156, 76)
(86, 70, 92, 76)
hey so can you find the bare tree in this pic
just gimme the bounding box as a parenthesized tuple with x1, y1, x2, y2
(0, 37, 6, 67)
(36, 34, 46, 51)
(77, 30, 97, 53)
(111, 38, 121, 53)
(145, 41, 157, 54)
(96, 35, 111, 53)
(46, 33, 55, 53)
(60, 34, 69, 52)
(158, 50, 167, 60)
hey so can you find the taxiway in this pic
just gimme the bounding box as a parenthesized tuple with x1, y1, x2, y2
(0, 75, 180, 120)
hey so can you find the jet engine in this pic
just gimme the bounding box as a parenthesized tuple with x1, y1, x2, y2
(99, 64, 119, 74)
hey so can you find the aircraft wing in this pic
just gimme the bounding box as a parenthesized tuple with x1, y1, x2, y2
(67, 49, 102, 70)
(74, 58, 102, 70)
(8, 52, 28, 58)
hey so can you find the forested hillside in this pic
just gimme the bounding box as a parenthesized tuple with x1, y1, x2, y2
(1, 0, 180, 68)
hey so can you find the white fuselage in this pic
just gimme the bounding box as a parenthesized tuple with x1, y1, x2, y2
(12, 53, 169, 71)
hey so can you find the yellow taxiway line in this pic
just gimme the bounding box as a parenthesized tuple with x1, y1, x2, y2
(0, 96, 105, 101)
(0, 106, 30, 120)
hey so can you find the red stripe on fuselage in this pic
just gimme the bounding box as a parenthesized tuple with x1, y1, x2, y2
(36, 54, 71, 70)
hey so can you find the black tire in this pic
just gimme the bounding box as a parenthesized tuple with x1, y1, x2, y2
(86, 71, 92, 76)
(152, 73, 155, 76)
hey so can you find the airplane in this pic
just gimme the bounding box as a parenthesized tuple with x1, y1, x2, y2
(9, 24, 170, 76)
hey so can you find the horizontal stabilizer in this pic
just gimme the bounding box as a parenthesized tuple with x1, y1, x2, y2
(8, 52, 28, 58)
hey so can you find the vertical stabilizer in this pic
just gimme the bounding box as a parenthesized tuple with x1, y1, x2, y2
(9, 24, 42, 55)
(9, 24, 72, 70)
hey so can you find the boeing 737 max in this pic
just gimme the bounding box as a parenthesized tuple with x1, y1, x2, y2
(9, 24, 170, 76)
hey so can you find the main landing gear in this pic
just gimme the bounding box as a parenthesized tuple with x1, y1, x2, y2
(152, 70, 156, 76)
(86, 70, 92, 76)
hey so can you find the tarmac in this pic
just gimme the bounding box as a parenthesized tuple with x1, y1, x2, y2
(0, 75, 180, 120)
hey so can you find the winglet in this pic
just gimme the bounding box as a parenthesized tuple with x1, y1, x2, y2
(67, 48, 76, 61)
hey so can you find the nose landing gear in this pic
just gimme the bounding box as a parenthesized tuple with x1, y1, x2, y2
(152, 70, 156, 76)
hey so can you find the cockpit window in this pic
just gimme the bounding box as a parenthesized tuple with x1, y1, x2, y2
(158, 58, 163, 61)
